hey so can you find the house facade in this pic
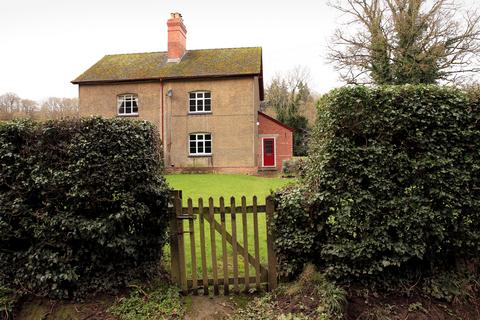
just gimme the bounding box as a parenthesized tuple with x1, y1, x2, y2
(72, 13, 293, 173)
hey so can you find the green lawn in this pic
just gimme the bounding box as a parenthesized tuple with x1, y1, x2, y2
(165, 174, 294, 282)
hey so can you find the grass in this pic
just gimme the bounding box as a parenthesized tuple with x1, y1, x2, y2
(166, 174, 293, 205)
(165, 174, 294, 281)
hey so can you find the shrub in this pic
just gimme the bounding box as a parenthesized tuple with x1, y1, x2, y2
(273, 85, 480, 282)
(0, 117, 170, 299)
(282, 157, 306, 178)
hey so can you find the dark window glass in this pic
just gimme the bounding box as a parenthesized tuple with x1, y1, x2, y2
(265, 140, 274, 153)
(205, 92, 211, 98)
(198, 143, 204, 153)
(189, 93, 195, 99)
(190, 135, 196, 141)
(205, 134, 211, 140)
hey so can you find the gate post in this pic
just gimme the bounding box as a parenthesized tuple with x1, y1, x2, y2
(266, 196, 278, 291)
(169, 190, 181, 285)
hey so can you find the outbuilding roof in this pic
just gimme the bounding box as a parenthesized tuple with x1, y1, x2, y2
(72, 47, 262, 84)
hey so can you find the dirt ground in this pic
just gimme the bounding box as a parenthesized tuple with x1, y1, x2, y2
(15, 297, 116, 320)
(14, 294, 248, 320)
(346, 294, 480, 320)
(184, 296, 238, 320)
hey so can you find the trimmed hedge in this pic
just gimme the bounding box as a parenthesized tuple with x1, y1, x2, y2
(273, 85, 480, 281)
(0, 118, 170, 298)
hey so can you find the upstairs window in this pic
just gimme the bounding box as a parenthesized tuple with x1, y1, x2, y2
(117, 94, 138, 116)
(189, 91, 211, 113)
(189, 133, 212, 156)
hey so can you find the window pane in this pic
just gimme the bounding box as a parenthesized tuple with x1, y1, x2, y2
(190, 135, 196, 141)
(190, 142, 196, 148)
(204, 92, 211, 98)
(198, 100, 203, 107)
(205, 134, 211, 141)
(126, 105, 132, 114)
(197, 92, 204, 98)
(132, 99, 138, 113)
(119, 101, 125, 114)
(198, 143, 204, 153)
(190, 147, 196, 154)
(205, 145, 211, 153)
(189, 93, 196, 99)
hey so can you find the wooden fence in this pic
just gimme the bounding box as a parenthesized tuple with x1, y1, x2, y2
(169, 190, 277, 295)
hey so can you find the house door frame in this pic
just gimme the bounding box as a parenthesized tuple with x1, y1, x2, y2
(261, 137, 276, 168)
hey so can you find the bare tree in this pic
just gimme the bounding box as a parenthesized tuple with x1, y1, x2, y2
(19, 99, 38, 117)
(0, 93, 21, 120)
(40, 97, 79, 119)
(328, 0, 480, 84)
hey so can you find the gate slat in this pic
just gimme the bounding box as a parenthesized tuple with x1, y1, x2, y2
(253, 196, 261, 291)
(230, 197, 239, 294)
(187, 198, 198, 295)
(198, 198, 209, 295)
(220, 197, 229, 295)
(241, 196, 250, 292)
(209, 197, 219, 295)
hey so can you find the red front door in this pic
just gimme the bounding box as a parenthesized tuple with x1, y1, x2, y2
(263, 138, 275, 167)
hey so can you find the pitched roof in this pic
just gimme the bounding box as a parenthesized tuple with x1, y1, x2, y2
(258, 111, 294, 132)
(72, 47, 262, 84)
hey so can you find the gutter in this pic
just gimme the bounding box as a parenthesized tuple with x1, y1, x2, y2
(70, 73, 262, 85)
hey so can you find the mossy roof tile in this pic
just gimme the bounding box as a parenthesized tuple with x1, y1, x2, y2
(72, 47, 262, 83)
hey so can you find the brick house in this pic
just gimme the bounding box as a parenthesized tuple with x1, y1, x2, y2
(72, 13, 293, 173)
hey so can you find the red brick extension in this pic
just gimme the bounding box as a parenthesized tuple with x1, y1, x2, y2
(257, 111, 294, 171)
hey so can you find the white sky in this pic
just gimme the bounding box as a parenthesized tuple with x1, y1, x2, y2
(0, 0, 478, 101)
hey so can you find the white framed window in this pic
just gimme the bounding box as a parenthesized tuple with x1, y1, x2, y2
(117, 94, 138, 116)
(189, 91, 211, 113)
(189, 133, 212, 156)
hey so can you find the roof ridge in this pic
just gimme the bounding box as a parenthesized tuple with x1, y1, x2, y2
(104, 46, 262, 57)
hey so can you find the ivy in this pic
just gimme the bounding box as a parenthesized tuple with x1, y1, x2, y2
(273, 85, 480, 282)
(0, 117, 170, 299)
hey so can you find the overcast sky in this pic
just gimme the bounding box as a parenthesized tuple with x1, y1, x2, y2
(0, 0, 478, 101)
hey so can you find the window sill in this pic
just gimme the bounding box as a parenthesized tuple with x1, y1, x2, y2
(188, 112, 212, 115)
(188, 154, 212, 158)
(117, 114, 139, 118)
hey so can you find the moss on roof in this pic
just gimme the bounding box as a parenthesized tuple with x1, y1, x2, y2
(72, 47, 262, 83)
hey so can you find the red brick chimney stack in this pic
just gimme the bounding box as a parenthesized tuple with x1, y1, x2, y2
(167, 12, 187, 63)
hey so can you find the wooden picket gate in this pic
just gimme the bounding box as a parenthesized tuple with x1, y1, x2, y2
(169, 190, 277, 295)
